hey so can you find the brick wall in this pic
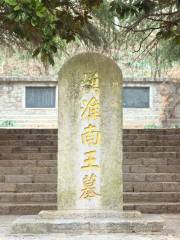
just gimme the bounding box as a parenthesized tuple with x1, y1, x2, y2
(0, 76, 180, 129)
(0, 76, 57, 128)
(123, 81, 163, 128)
(0, 129, 179, 214)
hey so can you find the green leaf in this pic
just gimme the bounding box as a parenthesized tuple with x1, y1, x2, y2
(5, 0, 16, 6)
(109, 1, 118, 11)
(173, 35, 180, 45)
(7, 13, 16, 20)
(48, 54, 55, 65)
(140, 0, 156, 13)
(176, 0, 180, 9)
(13, 25, 25, 38)
(32, 47, 41, 57)
(162, 31, 175, 39)
(50, 45, 57, 53)
(31, 19, 37, 26)
(36, 10, 45, 18)
(14, 5, 20, 11)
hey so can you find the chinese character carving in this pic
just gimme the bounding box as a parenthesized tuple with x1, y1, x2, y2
(82, 124, 101, 146)
(80, 173, 99, 199)
(80, 71, 101, 200)
(81, 72, 99, 93)
(81, 151, 99, 170)
(81, 97, 100, 120)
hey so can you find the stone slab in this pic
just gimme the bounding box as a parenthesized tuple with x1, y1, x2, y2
(2, 234, 179, 240)
(58, 53, 123, 210)
(11, 215, 164, 234)
(39, 210, 142, 219)
(0, 214, 179, 240)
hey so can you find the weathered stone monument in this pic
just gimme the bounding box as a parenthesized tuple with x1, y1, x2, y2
(57, 52, 123, 211)
(12, 53, 163, 234)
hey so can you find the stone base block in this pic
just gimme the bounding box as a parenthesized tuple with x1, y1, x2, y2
(39, 210, 142, 219)
(11, 212, 164, 234)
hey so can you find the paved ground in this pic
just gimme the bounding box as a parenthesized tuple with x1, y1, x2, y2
(0, 214, 180, 240)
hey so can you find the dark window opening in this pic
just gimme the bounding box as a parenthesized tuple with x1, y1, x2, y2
(25, 87, 56, 108)
(123, 87, 150, 108)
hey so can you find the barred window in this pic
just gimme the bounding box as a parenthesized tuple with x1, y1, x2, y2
(25, 87, 56, 108)
(123, 87, 150, 108)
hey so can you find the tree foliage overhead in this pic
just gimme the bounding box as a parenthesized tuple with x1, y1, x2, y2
(1, 0, 103, 64)
(110, 0, 180, 55)
(0, 0, 180, 64)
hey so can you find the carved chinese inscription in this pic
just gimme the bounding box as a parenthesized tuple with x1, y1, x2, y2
(81, 97, 100, 120)
(80, 173, 100, 199)
(81, 72, 99, 94)
(80, 72, 101, 200)
(81, 124, 101, 146)
(81, 151, 100, 170)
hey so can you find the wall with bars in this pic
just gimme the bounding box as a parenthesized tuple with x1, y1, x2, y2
(0, 76, 179, 129)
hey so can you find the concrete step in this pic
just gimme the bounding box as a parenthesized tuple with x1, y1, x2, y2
(22, 167, 57, 174)
(0, 140, 57, 146)
(0, 129, 57, 135)
(123, 129, 180, 134)
(3, 128, 179, 135)
(2, 174, 57, 183)
(124, 146, 180, 152)
(0, 167, 57, 175)
(123, 159, 180, 165)
(0, 145, 57, 153)
(11, 214, 164, 233)
(124, 202, 180, 213)
(0, 146, 57, 153)
(0, 160, 37, 167)
(0, 192, 57, 203)
(123, 173, 180, 182)
(0, 183, 56, 192)
(33, 174, 57, 183)
(0, 153, 57, 160)
(2, 129, 179, 136)
(123, 140, 180, 146)
(0, 190, 180, 204)
(0, 160, 57, 168)
(16, 183, 57, 193)
(124, 192, 180, 202)
(0, 134, 57, 141)
(1, 139, 180, 147)
(124, 152, 177, 159)
(123, 134, 180, 141)
(3, 145, 180, 154)
(124, 165, 180, 173)
(0, 203, 57, 215)
(2, 133, 180, 141)
(124, 182, 180, 192)
(1, 198, 180, 214)
(14, 146, 57, 153)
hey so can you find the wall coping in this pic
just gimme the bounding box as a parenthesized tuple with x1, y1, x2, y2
(0, 75, 57, 83)
(0, 75, 179, 83)
(124, 77, 180, 83)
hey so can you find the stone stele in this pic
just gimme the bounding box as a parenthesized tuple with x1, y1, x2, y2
(57, 52, 123, 211)
(11, 53, 164, 234)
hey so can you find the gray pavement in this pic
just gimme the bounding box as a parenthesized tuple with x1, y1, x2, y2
(0, 214, 180, 240)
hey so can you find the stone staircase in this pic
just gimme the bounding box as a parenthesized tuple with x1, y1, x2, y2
(123, 129, 180, 213)
(0, 129, 57, 214)
(0, 129, 179, 214)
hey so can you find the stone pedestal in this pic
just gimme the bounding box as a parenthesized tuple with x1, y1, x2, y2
(11, 53, 164, 234)
(12, 213, 164, 234)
